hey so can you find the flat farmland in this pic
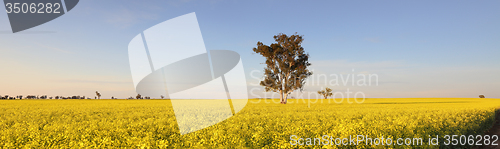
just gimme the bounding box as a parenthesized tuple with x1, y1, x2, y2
(0, 98, 499, 148)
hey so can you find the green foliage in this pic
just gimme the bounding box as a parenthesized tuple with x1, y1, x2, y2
(95, 91, 101, 99)
(318, 87, 333, 99)
(253, 33, 312, 103)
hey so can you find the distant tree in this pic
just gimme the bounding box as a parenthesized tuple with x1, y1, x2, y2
(318, 87, 333, 99)
(161, 95, 164, 99)
(253, 33, 312, 104)
(95, 91, 101, 99)
(136, 94, 142, 99)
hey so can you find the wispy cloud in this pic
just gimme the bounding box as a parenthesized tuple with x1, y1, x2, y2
(104, 7, 159, 29)
(56, 79, 131, 84)
(310, 60, 407, 72)
(364, 37, 382, 43)
(166, 0, 194, 7)
(248, 59, 500, 98)
(37, 43, 71, 54)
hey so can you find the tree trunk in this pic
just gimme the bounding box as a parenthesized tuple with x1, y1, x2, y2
(283, 93, 288, 104)
(279, 91, 284, 104)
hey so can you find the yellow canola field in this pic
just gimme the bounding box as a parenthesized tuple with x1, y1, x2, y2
(0, 98, 499, 148)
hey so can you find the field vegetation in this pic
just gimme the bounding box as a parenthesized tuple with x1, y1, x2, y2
(0, 98, 498, 148)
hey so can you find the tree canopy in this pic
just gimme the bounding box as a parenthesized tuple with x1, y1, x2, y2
(253, 33, 312, 104)
(95, 91, 101, 99)
(318, 87, 333, 99)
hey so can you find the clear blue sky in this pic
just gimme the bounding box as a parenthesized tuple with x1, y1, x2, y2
(0, 0, 499, 98)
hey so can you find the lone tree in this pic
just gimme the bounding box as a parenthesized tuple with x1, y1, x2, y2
(318, 87, 333, 99)
(253, 33, 312, 104)
(136, 94, 142, 99)
(95, 91, 101, 99)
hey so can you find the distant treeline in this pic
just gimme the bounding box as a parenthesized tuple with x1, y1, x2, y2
(0, 95, 157, 100)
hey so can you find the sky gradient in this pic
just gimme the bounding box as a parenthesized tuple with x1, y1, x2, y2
(0, 0, 499, 99)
